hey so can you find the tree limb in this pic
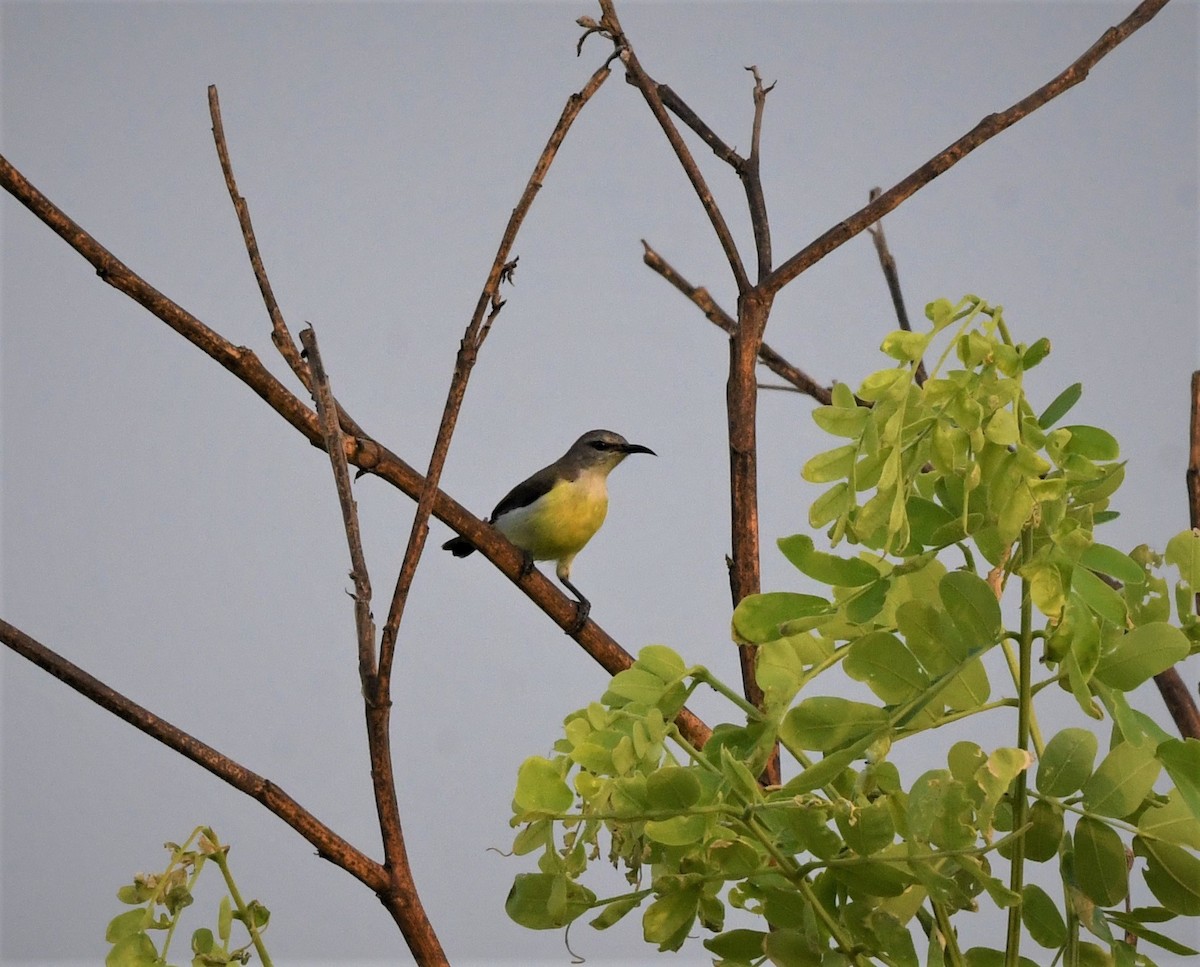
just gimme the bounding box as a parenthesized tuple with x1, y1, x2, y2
(762, 0, 1172, 296)
(0, 618, 388, 894)
(0, 151, 714, 755)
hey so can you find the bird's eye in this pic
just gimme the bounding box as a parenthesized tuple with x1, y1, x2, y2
(591, 441, 610, 450)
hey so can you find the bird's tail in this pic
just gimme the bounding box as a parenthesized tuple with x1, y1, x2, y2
(442, 535, 476, 557)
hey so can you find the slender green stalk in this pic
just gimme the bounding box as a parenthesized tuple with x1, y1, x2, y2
(1004, 528, 1035, 967)
(203, 827, 273, 967)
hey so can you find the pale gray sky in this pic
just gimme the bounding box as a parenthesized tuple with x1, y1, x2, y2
(2, 2, 1197, 964)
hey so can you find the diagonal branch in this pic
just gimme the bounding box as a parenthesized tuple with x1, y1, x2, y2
(0, 617, 388, 893)
(762, 0, 1172, 296)
(641, 240, 831, 403)
(0, 149, 715, 755)
(375, 58, 613, 691)
(598, 0, 751, 294)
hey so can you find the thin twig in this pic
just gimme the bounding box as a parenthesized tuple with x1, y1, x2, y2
(375, 59, 613, 691)
(0, 618, 388, 893)
(866, 186, 926, 385)
(641, 240, 831, 403)
(0, 150, 713, 744)
(762, 0, 1172, 296)
(598, 0, 751, 294)
(744, 66, 775, 279)
(208, 86, 310, 391)
(299, 327, 379, 690)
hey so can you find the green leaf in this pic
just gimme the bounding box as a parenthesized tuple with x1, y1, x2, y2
(1079, 543, 1145, 585)
(1134, 836, 1200, 915)
(803, 444, 857, 483)
(1037, 727, 1098, 796)
(812, 403, 870, 438)
(635, 644, 686, 682)
(777, 533, 879, 586)
(645, 766, 702, 810)
(514, 757, 573, 814)
(880, 329, 930, 362)
(1022, 882, 1067, 948)
(1165, 529, 1200, 586)
(642, 886, 699, 951)
(845, 578, 890, 624)
(781, 697, 889, 752)
(810, 481, 853, 529)
(1138, 790, 1200, 848)
(105, 909, 147, 943)
(1074, 816, 1129, 906)
(1072, 566, 1128, 626)
(105, 932, 158, 967)
(704, 928, 769, 960)
(191, 927, 214, 956)
(1021, 336, 1052, 369)
(1095, 622, 1190, 691)
(1038, 382, 1082, 428)
(645, 814, 707, 846)
(505, 873, 595, 930)
(984, 408, 1020, 446)
(1157, 738, 1200, 822)
(217, 895, 231, 943)
(763, 927, 821, 966)
(589, 894, 642, 930)
(1082, 741, 1162, 819)
(1063, 425, 1120, 461)
(844, 631, 928, 703)
(939, 570, 1001, 646)
(732, 592, 829, 644)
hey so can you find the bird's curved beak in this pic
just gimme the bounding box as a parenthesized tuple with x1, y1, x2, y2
(620, 442, 656, 457)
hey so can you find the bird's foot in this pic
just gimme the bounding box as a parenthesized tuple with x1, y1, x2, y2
(518, 551, 535, 578)
(565, 598, 591, 635)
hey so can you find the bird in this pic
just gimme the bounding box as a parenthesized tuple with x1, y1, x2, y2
(442, 429, 656, 630)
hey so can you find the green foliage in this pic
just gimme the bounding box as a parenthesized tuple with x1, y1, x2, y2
(106, 827, 272, 967)
(506, 297, 1200, 966)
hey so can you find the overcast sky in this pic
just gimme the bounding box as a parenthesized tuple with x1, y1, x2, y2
(2, 2, 1197, 965)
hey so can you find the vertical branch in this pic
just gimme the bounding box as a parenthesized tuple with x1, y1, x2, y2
(299, 327, 447, 965)
(728, 288, 779, 783)
(744, 66, 774, 280)
(1154, 371, 1200, 740)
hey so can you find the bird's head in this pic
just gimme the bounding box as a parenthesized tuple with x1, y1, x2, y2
(568, 429, 656, 473)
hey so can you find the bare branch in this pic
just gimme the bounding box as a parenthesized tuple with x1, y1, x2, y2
(1156, 370, 1200, 740)
(0, 617, 388, 893)
(744, 66, 774, 279)
(0, 149, 714, 755)
(208, 86, 310, 390)
(866, 186, 926, 385)
(299, 326, 379, 689)
(598, 0, 751, 294)
(641, 240, 831, 403)
(763, 0, 1172, 296)
(375, 59, 613, 690)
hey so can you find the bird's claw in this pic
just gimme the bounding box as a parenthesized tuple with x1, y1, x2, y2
(518, 551, 535, 578)
(565, 598, 591, 635)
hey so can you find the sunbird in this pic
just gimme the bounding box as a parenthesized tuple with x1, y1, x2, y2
(442, 429, 656, 628)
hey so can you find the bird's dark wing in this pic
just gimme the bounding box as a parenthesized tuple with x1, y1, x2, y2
(489, 462, 561, 521)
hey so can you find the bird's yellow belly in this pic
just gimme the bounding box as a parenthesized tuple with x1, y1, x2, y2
(497, 479, 609, 561)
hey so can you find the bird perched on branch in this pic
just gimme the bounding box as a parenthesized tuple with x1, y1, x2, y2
(442, 429, 656, 630)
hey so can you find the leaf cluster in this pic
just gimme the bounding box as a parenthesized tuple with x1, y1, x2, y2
(105, 827, 272, 967)
(505, 297, 1200, 966)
